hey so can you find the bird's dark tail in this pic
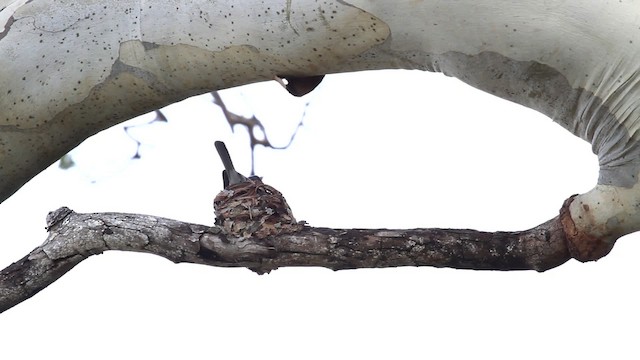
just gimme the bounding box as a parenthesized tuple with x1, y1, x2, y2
(215, 141, 236, 172)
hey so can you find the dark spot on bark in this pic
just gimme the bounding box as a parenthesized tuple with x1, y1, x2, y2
(197, 246, 222, 261)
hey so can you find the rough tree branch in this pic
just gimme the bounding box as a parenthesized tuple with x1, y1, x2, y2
(0, 201, 574, 313)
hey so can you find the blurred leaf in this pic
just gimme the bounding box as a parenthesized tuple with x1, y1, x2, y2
(59, 154, 76, 170)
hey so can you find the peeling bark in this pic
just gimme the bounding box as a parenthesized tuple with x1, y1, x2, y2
(0, 204, 574, 313)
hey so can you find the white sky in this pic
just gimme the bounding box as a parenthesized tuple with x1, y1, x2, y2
(0, 70, 638, 359)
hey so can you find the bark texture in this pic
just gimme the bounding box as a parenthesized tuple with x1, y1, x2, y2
(0, 204, 573, 313)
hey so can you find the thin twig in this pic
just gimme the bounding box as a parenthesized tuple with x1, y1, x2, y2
(123, 110, 168, 159)
(211, 91, 305, 175)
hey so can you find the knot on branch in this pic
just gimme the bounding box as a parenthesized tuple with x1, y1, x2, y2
(45, 207, 74, 231)
(559, 195, 615, 262)
(213, 177, 303, 239)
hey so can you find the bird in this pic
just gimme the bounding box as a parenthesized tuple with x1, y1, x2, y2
(275, 75, 325, 97)
(214, 141, 248, 188)
(213, 140, 302, 240)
